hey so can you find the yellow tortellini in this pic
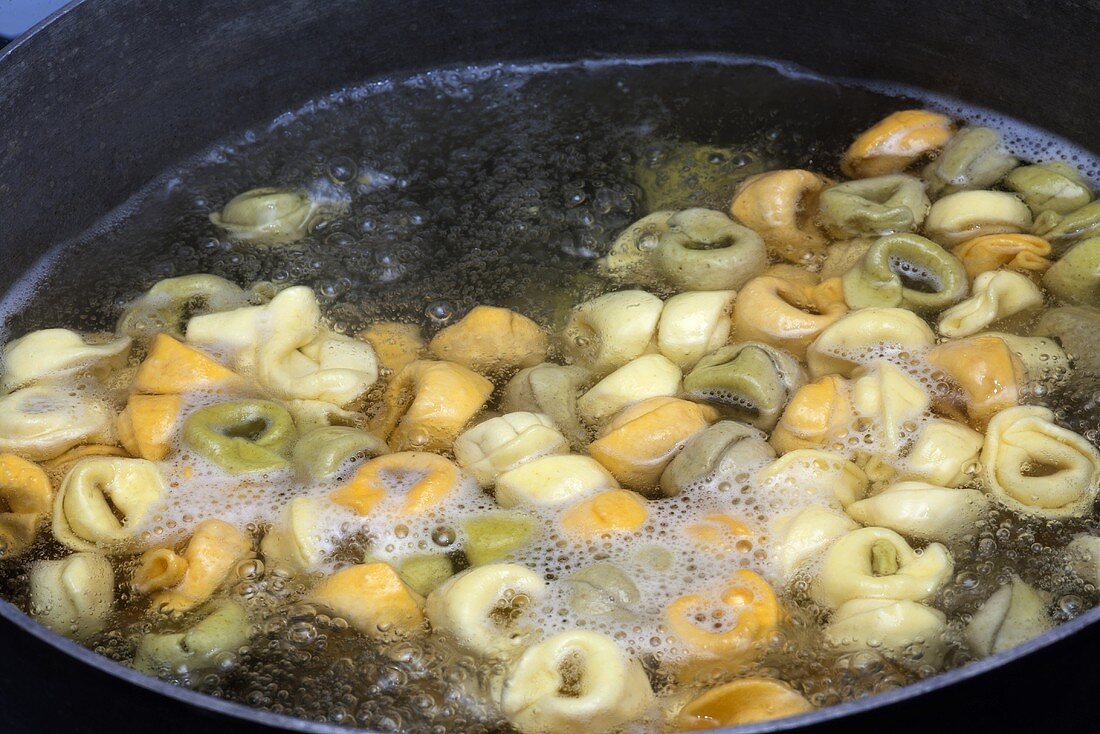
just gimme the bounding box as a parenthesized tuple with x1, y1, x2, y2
(951, 233, 1052, 279)
(964, 576, 1052, 658)
(453, 412, 569, 486)
(0, 453, 54, 557)
(980, 405, 1100, 517)
(729, 169, 830, 263)
(1, 329, 131, 392)
(136, 519, 253, 613)
(429, 305, 548, 376)
(937, 269, 1042, 337)
(846, 481, 991, 542)
(29, 552, 114, 641)
(675, 678, 813, 730)
(841, 109, 955, 179)
(770, 375, 853, 455)
(732, 275, 847, 360)
(424, 563, 546, 657)
(0, 385, 117, 461)
(51, 457, 168, 552)
(812, 527, 953, 609)
(310, 562, 425, 640)
(500, 630, 655, 734)
(210, 187, 322, 244)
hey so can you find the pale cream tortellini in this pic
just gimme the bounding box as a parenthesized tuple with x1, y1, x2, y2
(806, 307, 935, 378)
(29, 552, 114, 641)
(52, 457, 168, 552)
(937, 269, 1042, 337)
(1, 328, 131, 392)
(771, 506, 858, 582)
(980, 405, 1100, 517)
(846, 481, 991, 542)
(757, 449, 870, 507)
(494, 454, 619, 509)
(0, 385, 117, 461)
(900, 419, 984, 488)
(210, 187, 321, 244)
(824, 598, 948, 665)
(850, 361, 931, 453)
(562, 290, 663, 376)
(1067, 534, 1100, 588)
(965, 576, 1052, 658)
(453, 412, 569, 487)
(812, 527, 953, 609)
(923, 190, 1033, 247)
(577, 353, 681, 425)
(259, 496, 330, 572)
(500, 630, 655, 734)
(424, 562, 546, 657)
(654, 290, 735, 369)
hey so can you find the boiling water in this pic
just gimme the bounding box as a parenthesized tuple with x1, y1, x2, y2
(2, 57, 1100, 731)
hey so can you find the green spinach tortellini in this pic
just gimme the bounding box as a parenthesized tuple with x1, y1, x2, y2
(1043, 236, 1100, 305)
(682, 342, 806, 431)
(652, 208, 768, 291)
(817, 175, 929, 238)
(134, 600, 252, 675)
(1005, 162, 1092, 216)
(922, 126, 1018, 196)
(291, 425, 387, 481)
(183, 400, 297, 474)
(841, 233, 968, 311)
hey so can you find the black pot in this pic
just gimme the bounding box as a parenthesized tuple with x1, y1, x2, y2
(1, 1, 1097, 732)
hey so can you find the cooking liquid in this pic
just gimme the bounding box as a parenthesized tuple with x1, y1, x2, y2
(1, 57, 1099, 732)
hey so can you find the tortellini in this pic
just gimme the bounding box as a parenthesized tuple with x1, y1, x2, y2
(818, 175, 929, 238)
(0, 385, 116, 461)
(757, 449, 870, 507)
(500, 630, 655, 734)
(1, 329, 131, 392)
(210, 187, 319, 244)
(651, 208, 768, 290)
(495, 454, 618, 509)
(659, 421, 775, 497)
(655, 290, 735, 369)
(259, 496, 329, 571)
(675, 678, 813, 729)
(117, 394, 182, 462)
(850, 361, 931, 453)
(133, 333, 241, 395)
(29, 552, 114, 641)
(291, 425, 387, 481)
(453, 412, 569, 486)
(682, 342, 806, 431)
(134, 600, 251, 676)
(900, 419, 983, 488)
(770, 375, 853, 455)
(117, 274, 252, 342)
(951, 233, 1052, 279)
(560, 490, 650, 539)
(52, 457, 168, 552)
(729, 169, 830, 263)
(980, 405, 1100, 517)
(577, 354, 681, 425)
(921, 126, 1017, 196)
(1034, 199, 1100, 251)
(137, 519, 253, 613)
(1005, 162, 1092, 216)
(938, 270, 1042, 337)
(846, 481, 991, 542)
(588, 397, 717, 490)
(0, 453, 54, 557)
(841, 109, 954, 178)
(841, 233, 968, 312)
(1034, 305, 1100, 375)
(806, 307, 935, 378)
(923, 190, 1032, 247)
(359, 321, 425, 375)
(731, 275, 847, 359)
(812, 527, 953, 609)
(461, 511, 537, 565)
(429, 305, 548, 375)
(965, 576, 1052, 658)
(1043, 236, 1100, 305)
(665, 569, 779, 677)
(562, 290, 663, 375)
(331, 452, 460, 517)
(424, 563, 545, 657)
(183, 400, 296, 474)
(599, 210, 672, 281)
(369, 359, 493, 452)
(771, 506, 858, 582)
(502, 363, 589, 447)
(310, 562, 425, 639)
(824, 598, 948, 665)
(565, 563, 640, 619)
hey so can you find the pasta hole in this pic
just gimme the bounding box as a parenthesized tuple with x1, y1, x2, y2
(555, 651, 586, 698)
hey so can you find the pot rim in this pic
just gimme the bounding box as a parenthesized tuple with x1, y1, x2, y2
(3, 1, 1099, 732)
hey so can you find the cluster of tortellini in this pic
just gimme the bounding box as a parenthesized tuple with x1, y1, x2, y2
(3, 109, 1100, 733)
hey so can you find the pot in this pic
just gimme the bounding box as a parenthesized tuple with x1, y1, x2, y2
(0, 1, 1097, 731)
